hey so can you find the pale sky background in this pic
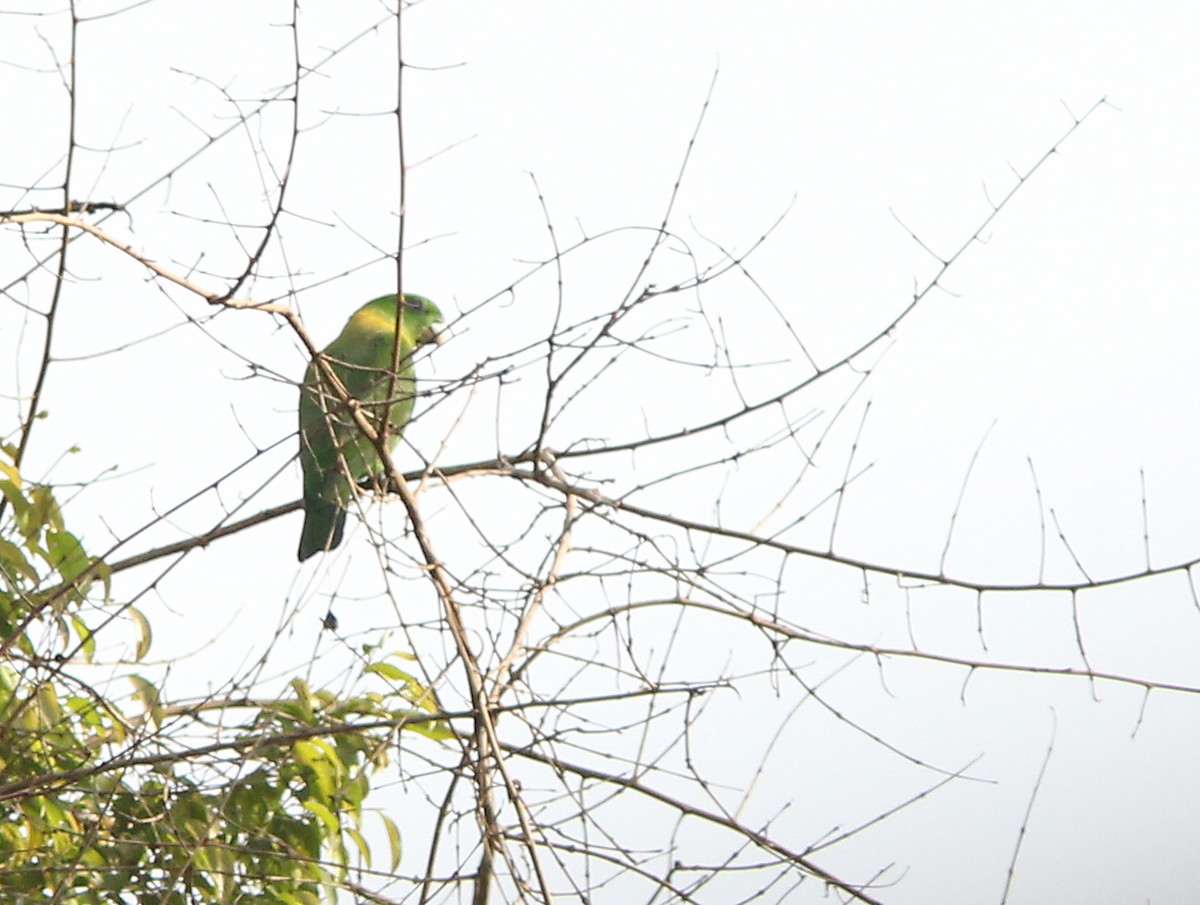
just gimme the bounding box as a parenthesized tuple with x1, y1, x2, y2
(4, 2, 1200, 904)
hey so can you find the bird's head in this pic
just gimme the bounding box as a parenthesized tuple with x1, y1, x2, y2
(398, 294, 445, 347)
(352, 293, 445, 349)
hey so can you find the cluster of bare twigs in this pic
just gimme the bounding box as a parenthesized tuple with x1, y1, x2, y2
(3, 4, 1194, 905)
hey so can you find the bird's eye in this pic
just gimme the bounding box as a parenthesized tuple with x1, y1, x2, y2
(404, 296, 423, 311)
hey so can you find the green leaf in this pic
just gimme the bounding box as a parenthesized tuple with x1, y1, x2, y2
(274, 890, 321, 905)
(346, 825, 370, 867)
(128, 606, 152, 661)
(93, 558, 112, 602)
(380, 812, 402, 871)
(35, 681, 63, 726)
(129, 674, 162, 727)
(69, 614, 95, 661)
(0, 480, 31, 533)
(290, 677, 316, 723)
(46, 530, 90, 585)
(15, 483, 59, 540)
(404, 716, 455, 742)
(68, 695, 104, 729)
(30, 485, 64, 532)
(0, 457, 20, 486)
(364, 661, 411, 682)
(292, 739, 339, 799)
(303, 799, 339, 835)
(341, 771, 369, 810)
(0, 536, 37, 583)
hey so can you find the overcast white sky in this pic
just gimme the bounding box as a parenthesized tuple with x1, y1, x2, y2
(4, 3, 1200, 903)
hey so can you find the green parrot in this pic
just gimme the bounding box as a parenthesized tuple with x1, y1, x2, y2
(297, 293, 444, 561)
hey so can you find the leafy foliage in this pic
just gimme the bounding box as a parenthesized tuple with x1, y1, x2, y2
(0, 447, 445, 903)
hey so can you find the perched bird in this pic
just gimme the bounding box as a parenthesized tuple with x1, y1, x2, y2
(297, 293, 444, 561)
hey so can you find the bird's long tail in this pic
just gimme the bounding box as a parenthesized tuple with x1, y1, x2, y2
(298, 497, 347, 561)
